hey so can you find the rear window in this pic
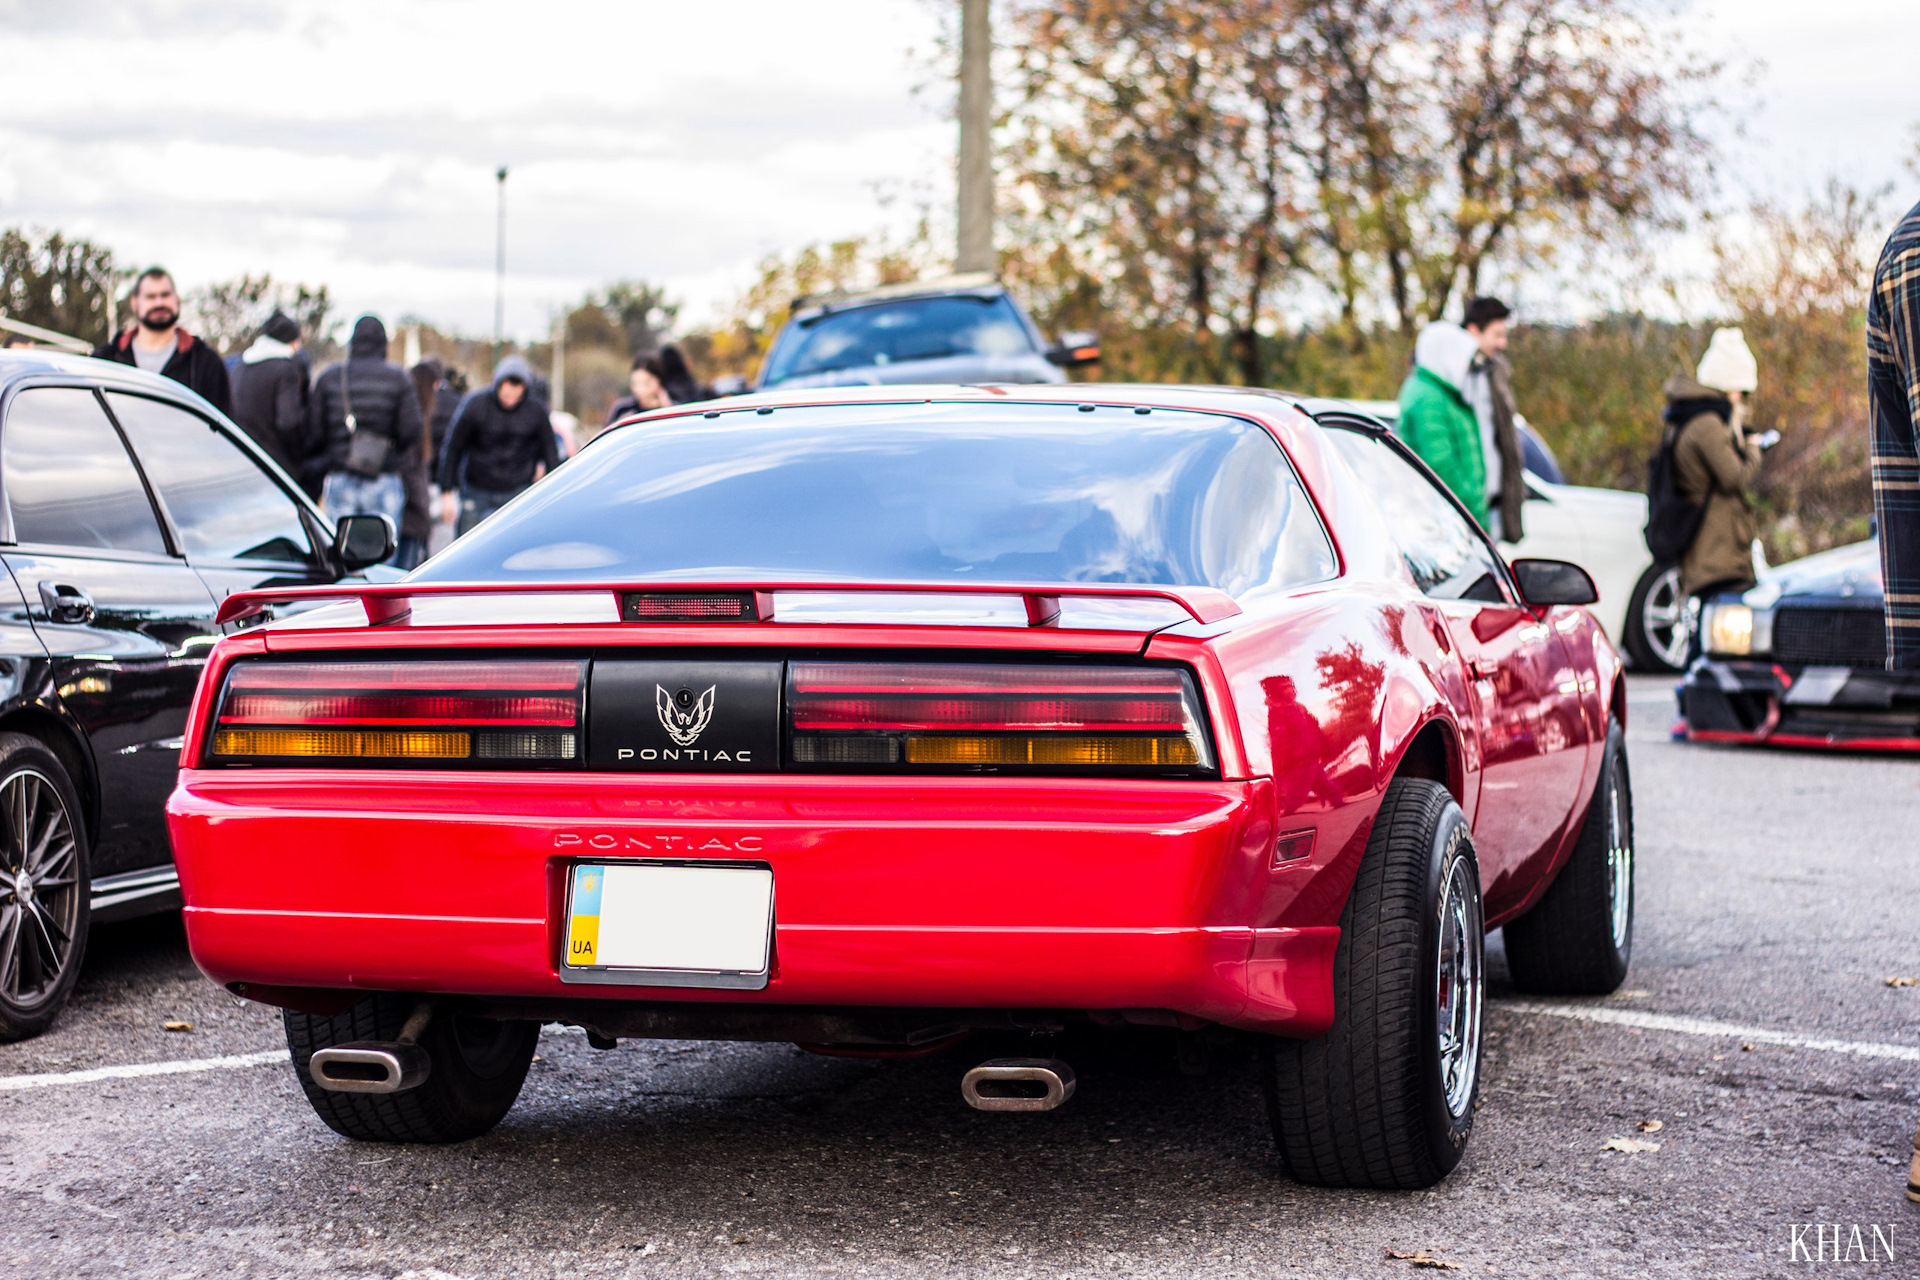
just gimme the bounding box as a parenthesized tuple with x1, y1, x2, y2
(416, 402, 1336, 598)
(760, 296, 1035, 385)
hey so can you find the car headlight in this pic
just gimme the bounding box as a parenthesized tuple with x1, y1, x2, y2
(1702, 602, 1773, 657)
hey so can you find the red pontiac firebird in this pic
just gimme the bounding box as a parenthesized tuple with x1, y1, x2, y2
(168, 386, 1632, 1189)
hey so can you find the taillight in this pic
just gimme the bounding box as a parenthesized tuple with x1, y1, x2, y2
(206, 660, 585, 766)
(786, 662, 1214, 776)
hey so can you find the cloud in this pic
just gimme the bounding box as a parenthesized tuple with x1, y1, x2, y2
(0, 0, 286, 36)
(0, 0, 950, 335)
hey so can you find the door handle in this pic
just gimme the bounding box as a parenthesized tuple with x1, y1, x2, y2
(37, 581, 94, 626)
(1470, 658, 1500, 680)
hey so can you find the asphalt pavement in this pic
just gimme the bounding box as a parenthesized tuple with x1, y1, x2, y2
(2, 675, 1916, 1278)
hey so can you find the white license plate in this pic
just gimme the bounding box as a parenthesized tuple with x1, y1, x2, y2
(562, 862, 773, 988)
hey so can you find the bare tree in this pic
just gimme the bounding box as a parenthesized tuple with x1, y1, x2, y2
(1002, 0, 1715, 370)
(0, 228, 119, 343)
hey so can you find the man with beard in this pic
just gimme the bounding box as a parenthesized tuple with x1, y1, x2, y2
(93, 267, 231, 414)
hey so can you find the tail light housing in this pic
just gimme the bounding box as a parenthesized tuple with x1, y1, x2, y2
(205, 660, 585, 767)
(786, 662, 1215, 777)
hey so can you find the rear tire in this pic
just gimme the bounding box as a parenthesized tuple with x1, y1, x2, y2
(1265, 777, 1485, 1189)
(1504, 720, 1633, 995)
(1624, 563, 1689, 673)
(284, 995, 538, 1143)
(0, 734, 91, 1043)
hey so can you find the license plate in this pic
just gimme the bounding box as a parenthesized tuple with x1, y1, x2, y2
(561, 861, 773, 988)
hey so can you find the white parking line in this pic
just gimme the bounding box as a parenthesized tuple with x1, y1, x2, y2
(0, 1048, 289, 1091)
(1499, 1000, 1920, 1064)
(0, 1005, 1911, 1093)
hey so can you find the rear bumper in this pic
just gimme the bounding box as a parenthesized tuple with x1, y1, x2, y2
(1681, 659, 1920, 750)
(168, 771, 1341, 1037)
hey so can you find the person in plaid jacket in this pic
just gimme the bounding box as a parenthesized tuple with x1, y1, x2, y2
(1866, 198, 1920, 1205)
(1869, 199, 1920, 673)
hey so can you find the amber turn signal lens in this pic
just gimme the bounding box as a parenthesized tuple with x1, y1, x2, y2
(211, 728, 471, 759)
(903, 734, 1199, 767)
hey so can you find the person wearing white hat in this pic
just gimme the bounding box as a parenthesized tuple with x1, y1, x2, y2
(1665, 326, 1769, 601)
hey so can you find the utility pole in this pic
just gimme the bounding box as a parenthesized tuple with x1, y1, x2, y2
(956, 0, 993, 274)
(552, 310, 567, 418)
(494, 165, 509, 362)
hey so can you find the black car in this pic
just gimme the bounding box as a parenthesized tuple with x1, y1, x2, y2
(754, 274, 1100, 391)
(1681, 538, 1918, 749)
(0, 351, 395, 1038)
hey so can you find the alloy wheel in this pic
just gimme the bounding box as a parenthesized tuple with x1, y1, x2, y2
(1606, 777, 1633, 952)
(0, 768, 81, 1009)
(1640, 565, 1691, 670)
(1434, 853, 1484, 1119)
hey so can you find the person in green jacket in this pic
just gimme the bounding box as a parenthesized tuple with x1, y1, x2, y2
(1398, 321, 1488, 528)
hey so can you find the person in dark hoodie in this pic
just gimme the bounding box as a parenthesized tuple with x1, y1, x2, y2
(438, 354, 560, 536)
(309, 316, 423, 553)
(93, 267, 231, 414)
(229, 311, 310, 486)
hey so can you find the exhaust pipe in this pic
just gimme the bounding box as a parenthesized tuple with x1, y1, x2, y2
(309, 1002, 434, 1094)
(961, 1058, 1076, 1112)
(310, 1042, 432, 1094)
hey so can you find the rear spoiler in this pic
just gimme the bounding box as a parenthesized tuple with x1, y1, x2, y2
(214, 580, 1243, 629)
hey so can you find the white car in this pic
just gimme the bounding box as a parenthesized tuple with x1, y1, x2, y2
(1345, 402, 1685, 671)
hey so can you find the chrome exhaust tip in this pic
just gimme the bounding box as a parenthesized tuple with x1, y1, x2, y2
(961, 1058, 1076, 1112)
(309, 1042, 432, 1094)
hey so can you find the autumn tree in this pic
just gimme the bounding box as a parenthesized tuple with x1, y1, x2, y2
(698, 233, 938, 381)
(1002, 0, 1715, 379)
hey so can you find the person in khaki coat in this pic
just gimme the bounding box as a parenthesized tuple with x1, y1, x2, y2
(1668, 328, 1766, 597)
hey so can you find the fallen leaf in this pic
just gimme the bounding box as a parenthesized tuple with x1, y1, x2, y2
(1385, 1249, 1462, 1270)
(1710, 1053, 1726, 1061)
(1741, 1042, 1756, 1052)
(1637, 1119, 1664, 1133)
(1601, 1136, 1661, 1154)
(162, 1021, 193, 1032)
(1886, 976, 1917, 988)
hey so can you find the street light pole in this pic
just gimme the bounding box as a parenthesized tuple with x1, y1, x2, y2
(494, 165, 509, 362)
(956, 0, 993, 274)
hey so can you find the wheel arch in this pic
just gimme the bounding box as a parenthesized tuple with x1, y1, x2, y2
(1385, 713, 1464, 807)
(0, 704, 99, 848)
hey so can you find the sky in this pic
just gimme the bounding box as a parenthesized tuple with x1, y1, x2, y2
(0, 0, 1915, 342)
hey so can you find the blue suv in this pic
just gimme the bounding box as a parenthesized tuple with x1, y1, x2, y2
(755, 274, 1099, 390)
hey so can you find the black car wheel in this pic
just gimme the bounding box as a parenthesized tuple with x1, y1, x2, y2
(1504, 720, 1634, 995)
(0, 733, 91, 1042)
(1264, 777, 1485, 1189)
(285, 994, 539, 1143)
(1624, 563, 1690, 673)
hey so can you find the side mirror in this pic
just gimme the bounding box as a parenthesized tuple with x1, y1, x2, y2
(331, 513, 396, 572)
(1511, 558, 1598, 607)
(1045, 330, 1102, 368)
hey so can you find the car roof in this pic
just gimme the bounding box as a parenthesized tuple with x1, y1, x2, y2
(602, 382, 1333, 451)
(790, 272, 1006, 320)
(0, 348, 216, 405)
